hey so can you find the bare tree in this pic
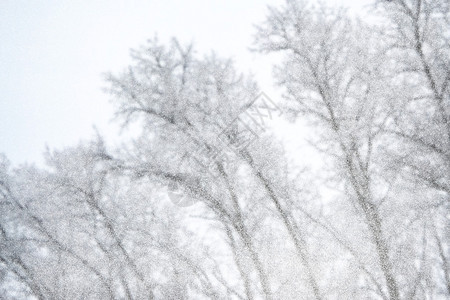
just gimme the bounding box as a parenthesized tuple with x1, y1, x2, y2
(2, 1, 448, 298)
(105, 37, 328, 299)
(254, 0, 449, 299)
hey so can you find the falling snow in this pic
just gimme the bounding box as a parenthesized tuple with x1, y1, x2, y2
(1, 0, 449, 299)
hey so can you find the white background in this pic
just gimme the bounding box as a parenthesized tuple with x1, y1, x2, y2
(0, 0, 372, 166)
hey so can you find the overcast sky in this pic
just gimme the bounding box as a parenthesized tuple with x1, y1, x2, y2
(0, 0, 372, 166)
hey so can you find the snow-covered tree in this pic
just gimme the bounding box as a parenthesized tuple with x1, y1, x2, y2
(254, 0, 449, 299)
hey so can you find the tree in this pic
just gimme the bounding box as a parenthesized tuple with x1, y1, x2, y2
(105, 37, 320, 299)
(1, 1, 448, 298)
(254, 0, 449, 299)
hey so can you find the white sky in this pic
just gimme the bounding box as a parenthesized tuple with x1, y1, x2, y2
(0, 0, 373, 166)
